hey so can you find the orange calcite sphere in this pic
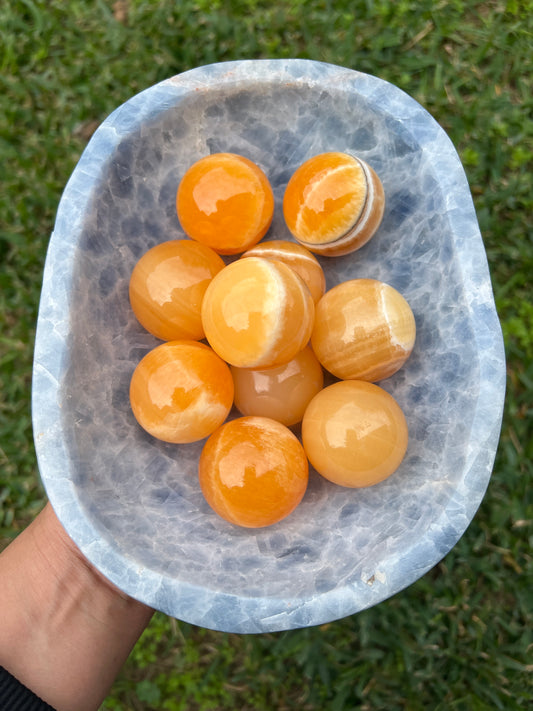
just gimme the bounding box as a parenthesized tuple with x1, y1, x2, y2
(282, 152, 385, 256)
(129, 240, 225, 341)
(302, 380, 408, 488)
(311, 278, 416, 382)
(231, 346, 324, 426)
(201, 256, 315, 369)
(129, 341, 234, 444)
(176, 153, 274, 255)
(241, 239, 326, 304)
(199, 416, 309, 528)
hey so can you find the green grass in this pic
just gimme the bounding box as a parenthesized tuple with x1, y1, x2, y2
(1, 0, 532, 708)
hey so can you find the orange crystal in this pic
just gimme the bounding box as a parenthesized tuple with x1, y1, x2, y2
(282, 152, 385, 256)
(129, 239, 225, 341)
(176, 152, 274, 255)
(231, 345, 324, 426)
(311, 278, 416, 382)
(199, 416, 309, 528)
(301, 380, 408, 488)
(201, 256, 315, 368)
(129, 340, 234, 444)
(241, 239, 326, 304)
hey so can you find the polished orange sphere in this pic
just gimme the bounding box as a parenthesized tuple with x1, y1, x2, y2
(311, 278, 416, 382)
(231, 345, 324, 426)
(283, 152, 385, 256)
(199, 416, 309, 528)
(201, 256, 315, 368)
(302, 380, 408, 488)
(129, 240, 225, 341)
(176, 153, 274, 255)
(241, 239, 326, 304)
(129, 340, 234, 444)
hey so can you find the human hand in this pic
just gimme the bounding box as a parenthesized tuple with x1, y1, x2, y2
(0, 502, 154, 711)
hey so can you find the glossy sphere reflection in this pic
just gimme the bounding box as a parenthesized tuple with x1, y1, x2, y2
(283, 152, 385, 256)
(302, 380, 408, 488)
(201, 256, 315, 368)
(129, 240, 225, 341)
(312, 278, 416, 381)
(176, 153, 274, 255)
(231, 346, 324, 426)
(199, 416, 309, 528)
(129, 341, 234, 444)
(241, 239, 326, 304)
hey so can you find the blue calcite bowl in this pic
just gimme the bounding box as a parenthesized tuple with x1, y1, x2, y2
(32, 59, 506, 633)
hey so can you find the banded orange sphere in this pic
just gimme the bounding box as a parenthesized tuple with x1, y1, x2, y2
(283, 152, 385, 256)
(129, 340, 234, 444)
(311, 278, 416, 382)
(302, 380, 408, 488)
(199, 416, 309, 528)
(129, 240, 225, 341)
(231, 345, 324, 426)
(241, 239, 326, 304)
(176, 153, 274, 255)
(201, 256, 315, 369)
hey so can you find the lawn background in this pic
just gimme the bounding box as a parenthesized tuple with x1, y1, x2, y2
(1, 1, 531, 709)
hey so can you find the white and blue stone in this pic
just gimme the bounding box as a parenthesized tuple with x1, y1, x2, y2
(32, 59, 506, 633)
